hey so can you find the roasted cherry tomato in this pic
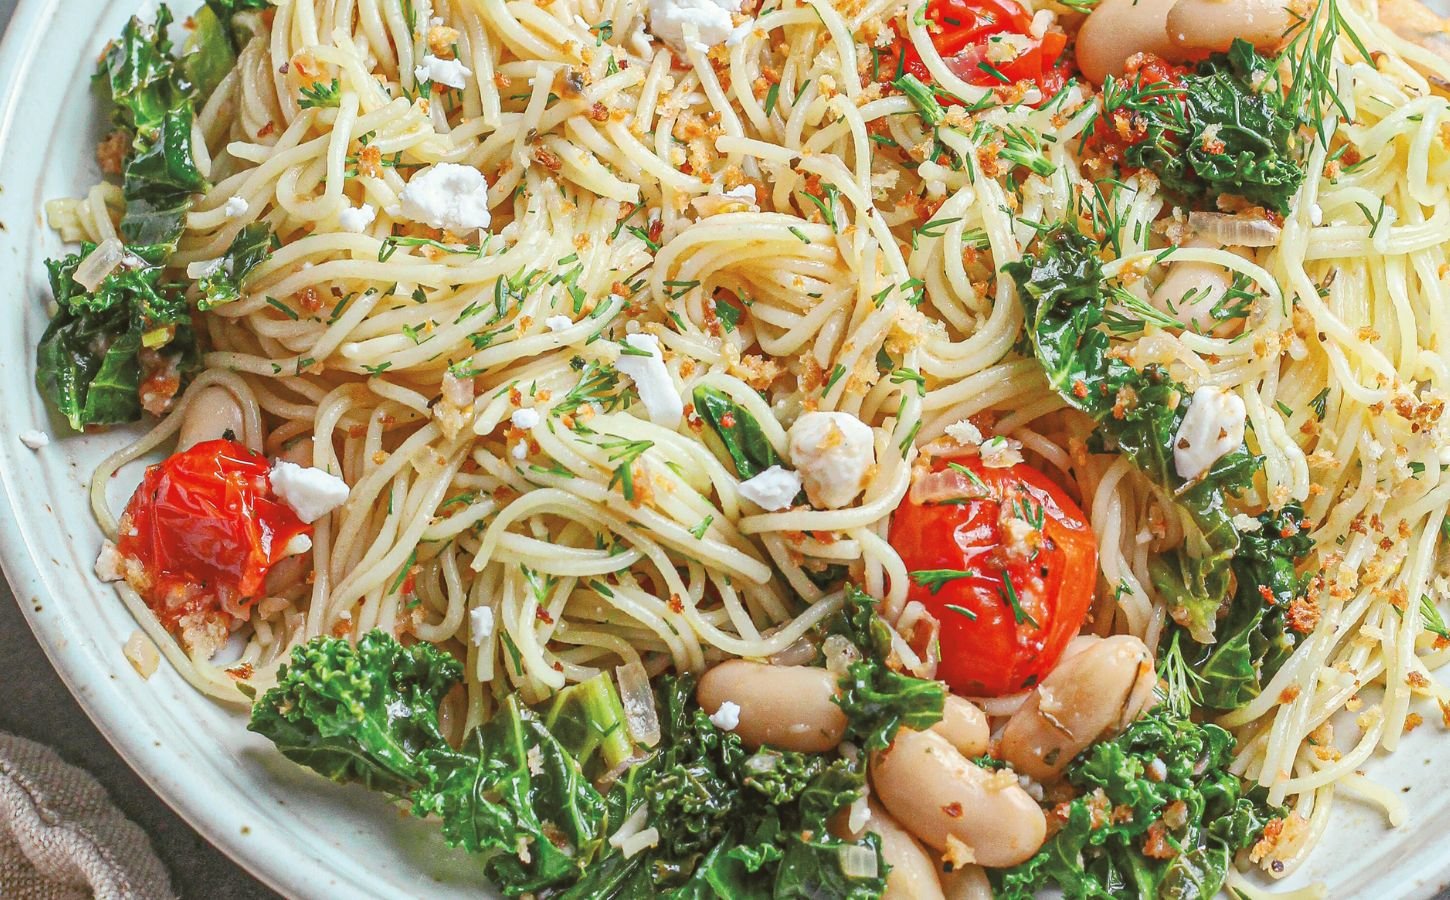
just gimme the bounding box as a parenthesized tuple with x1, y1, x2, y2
(879, 0, 1070, 98)
(888, 456, 1097, 696)
(116, 439, 309, 634)
(1084, 53, 1190, 164)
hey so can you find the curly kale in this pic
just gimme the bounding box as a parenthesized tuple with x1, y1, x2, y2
(994, 705, 1282, 900)
(37, 244, 198, 431)
(251, 633, 889, 898)
(1005, 225, 1314, 706)
(829, 586, 946, 751)
(1103, 40, 1304, 214)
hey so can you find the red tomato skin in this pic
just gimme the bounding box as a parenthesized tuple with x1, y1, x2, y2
(116, 439, 309, 630)
(889, 458, 1097, 697)
(881, 0, 1071, 100)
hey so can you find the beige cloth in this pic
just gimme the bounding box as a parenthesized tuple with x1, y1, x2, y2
(0, 733, 173, 899)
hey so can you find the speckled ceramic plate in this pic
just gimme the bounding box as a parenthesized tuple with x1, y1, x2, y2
(2, 2, 1450, 898)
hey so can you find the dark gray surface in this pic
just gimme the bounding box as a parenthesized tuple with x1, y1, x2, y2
(0, 1, 275, 897)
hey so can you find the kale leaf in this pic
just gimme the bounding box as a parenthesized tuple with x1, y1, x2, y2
(36, 244, 197, 431)
(1108, 40, 1304, 214)
(993, 704, 1282, 900)
(195, 223, 275, 310)
(830, 586, 945, 751)
(693, 385, 782, 480)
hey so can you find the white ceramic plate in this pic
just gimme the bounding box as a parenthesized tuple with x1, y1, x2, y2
(2, 2, 1450, 898)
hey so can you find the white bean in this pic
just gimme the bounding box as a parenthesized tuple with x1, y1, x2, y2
(1166, 0, 1293, 54)
(999, 635, 1156, 781)
(1075, 0, 1187, 83)
(872, 728, 1047, 868)
(930, 695, 989, 758)
(866, 801, 946, 900)
(940, 864, 992, 900)
(696, 660, 847, 753)
(176, 385, 245, 451)
(1151, 239, 1241, 334)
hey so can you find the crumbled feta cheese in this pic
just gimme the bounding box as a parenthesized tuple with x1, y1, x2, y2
(708, 700, 742, 731)
(469, 606, 495, 645)
(399, 163, 492, 235)
(511, 408, 541, 430)
(224, 196, 249, 218)
(282, 533, 313, 557)
(787, 411, 875, 508)
(338, 203, 377, 233)
(1310, 203, 1324, 227)
(1232, 513, 1263, 533)
(979, 435, 1024, 468)
(95, 541, 125, 583)
(737, 465, 802, 511)
(647, 0, 743, 53)
(615, 334, 683, 428)
(512, 441, 529, 460)
(945, 419, 983, 445)
(1172, 386, 1246, 481)
(18, 430, 49, 450)
(985, 31, 1033, 64)
(269, 460, 350, 523)
(414, 54, 473, 89)
(545, 315, 573, 332)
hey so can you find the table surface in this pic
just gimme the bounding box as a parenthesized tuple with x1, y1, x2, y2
(0, 1, 276, 897)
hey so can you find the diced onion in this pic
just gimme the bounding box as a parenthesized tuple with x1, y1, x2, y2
(908, 466, 987, 506)
(822, 633, 860, 677)
(73, 237, 125, 291)
(616, 661, 660, 748)
(767, 633, 817, 666)
(837, 843, 879, 880)
(619, 827, 660, 858)
(745, 750, 781, 774)
(607, 803, 649, 850)
(1187, 211, 1281, 248)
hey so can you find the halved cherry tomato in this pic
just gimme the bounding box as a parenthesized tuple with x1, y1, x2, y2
(116, 439, 309, 634)
(888, 456, 1097, 696)
(879, 0, 1071, 99)
(1084, 53, 1191, 165)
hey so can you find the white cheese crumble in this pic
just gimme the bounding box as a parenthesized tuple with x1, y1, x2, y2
(647, 0, 743, 53)
(945, 419, 983, 446)
(399, 163, 492, 235)
(787, 411, 875, 509)
(545, 315, 574, 332)
(1310, 203, 1324, 226)
(469, 606, 495, 645)
(224, 196, 250, 218)
(414, 54, 473, 89)
(1172, 386, 1247, 482)
(270, 460, 350, 523)
(338, 203, 377, 233)
(95, 541, 125, 583)
(1232, 513, 1264, 533)
(737, 465, 802, 511)
(282, 533, 313, 557)
(708, 700, 742, 731)
(18, 430, 49, 450)
(511, 408, 541, 430)
(616, 334, 683, 428)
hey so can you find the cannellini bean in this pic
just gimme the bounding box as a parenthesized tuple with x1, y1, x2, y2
(866, 801, 946, 900)
(999, 635, 1156, 781)
(1166, 0, 1294, 54)
(1075, 0, 1186, 83)
(176, 385, 245, 451)
(930, 695, 990, 758)
(696, 660, 847, 753)
(1150, 240, 1241, 334)
(872, 728, 1047, 868)
(941, 864, 993, 900)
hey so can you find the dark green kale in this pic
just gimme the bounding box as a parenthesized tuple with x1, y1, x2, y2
(1005, 225, 1314, 706)
(1107, 40, 1303, 214)
(692, 385, 782, 479)
(195, 223, 276, 310)
(36, 244, 198, 431)
(251, 632, 889, 898)
(98, 6, 209, 248)
(185, 1, 272, 99)
(829, 586, 945, 751)
(993, 704, 1282, 900)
